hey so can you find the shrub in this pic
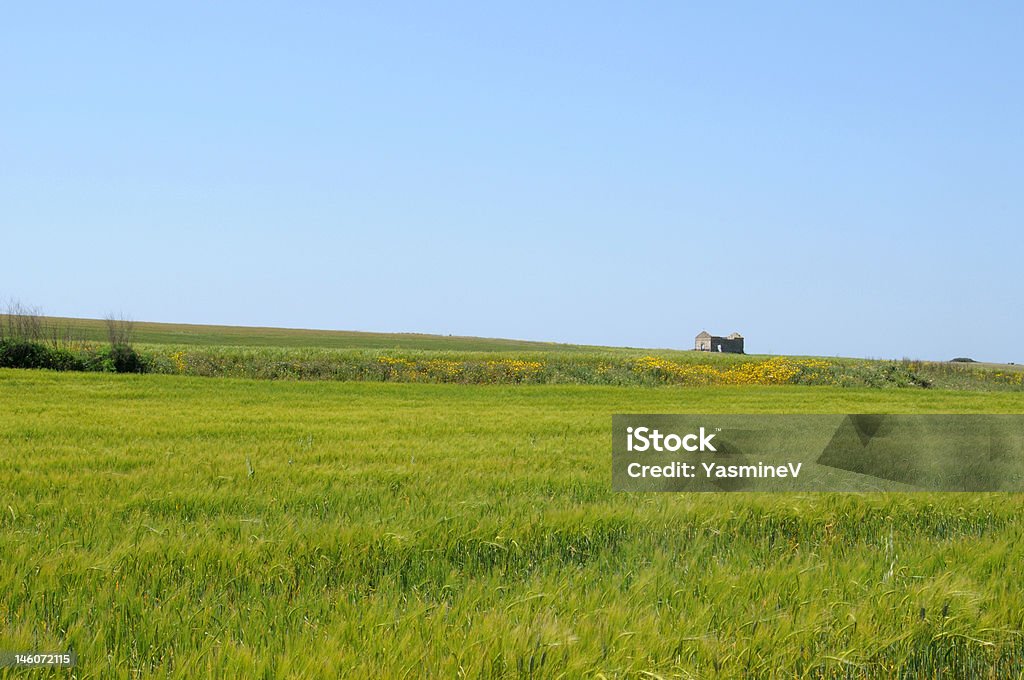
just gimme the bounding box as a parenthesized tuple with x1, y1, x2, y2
(0, 339, 53, 369)
(110, 344, 146, 373)
(47, 347, 86, 371)
(85, 344, 147, 373)
(1, 300, 44, 342)
(0, 340, 87, 371)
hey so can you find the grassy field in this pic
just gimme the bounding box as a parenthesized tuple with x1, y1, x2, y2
(6, 316, 1021, 392)
(28, 316, 1023, 367)
(2, 368, 1023, 678)
(127, 345, 1021, 391)
(29, 316, 615, 353)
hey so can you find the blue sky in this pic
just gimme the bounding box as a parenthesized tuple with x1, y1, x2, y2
(2, 3, 1021, 361)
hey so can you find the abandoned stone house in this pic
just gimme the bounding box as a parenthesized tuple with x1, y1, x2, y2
(695, 331, 744, 354)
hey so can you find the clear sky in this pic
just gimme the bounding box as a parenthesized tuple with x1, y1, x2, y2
(2, 3, 1021, 361)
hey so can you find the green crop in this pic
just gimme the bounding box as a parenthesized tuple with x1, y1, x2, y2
(2, 370, 1023, 677)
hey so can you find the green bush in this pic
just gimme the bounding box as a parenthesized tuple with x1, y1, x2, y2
(85, 344, 148, 373)
(0, 340, 87, 371)
(0, 340, 53, 369)
(109, 344, 146, 373)
(46, 347, 86, 371)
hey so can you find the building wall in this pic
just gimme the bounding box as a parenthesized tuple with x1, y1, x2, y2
(717, 337, 744, 353)
(696, 335, 744, 353)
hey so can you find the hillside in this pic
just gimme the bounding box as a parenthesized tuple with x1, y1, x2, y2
(21, 316, 616, 353)
(3, 315, 1021, 390)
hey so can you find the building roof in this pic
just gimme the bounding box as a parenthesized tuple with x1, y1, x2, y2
(696, 331, 743, 339)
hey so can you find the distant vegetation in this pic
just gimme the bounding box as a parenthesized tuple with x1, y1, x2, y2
(132, 345, 1022, 390)
(1, 307, 1021, 391)
(0, 303, 145, 374)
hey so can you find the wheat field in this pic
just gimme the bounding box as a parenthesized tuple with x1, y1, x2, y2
(2, 368, 1022, 678)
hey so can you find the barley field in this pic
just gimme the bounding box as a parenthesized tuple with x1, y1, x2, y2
(2, 366, 1023, 678)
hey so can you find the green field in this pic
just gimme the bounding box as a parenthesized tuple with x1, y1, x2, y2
(32, 316, 614, 353)
(2, 364, 1023, 678)
(5, 315, 1022, 392)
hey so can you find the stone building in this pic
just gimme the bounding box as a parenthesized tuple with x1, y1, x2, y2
(695, 331, 744, 354)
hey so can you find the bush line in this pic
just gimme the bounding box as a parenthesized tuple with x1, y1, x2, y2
(4, 339, 1021, 391)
